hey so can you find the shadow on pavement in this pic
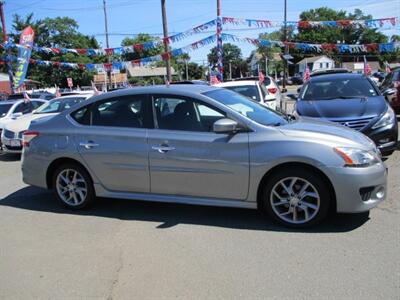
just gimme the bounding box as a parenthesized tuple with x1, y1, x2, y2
(0, 153, 21, 162)
(0, 186, 370, 233)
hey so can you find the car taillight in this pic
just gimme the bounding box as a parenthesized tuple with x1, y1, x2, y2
(268, 87, 277, 94)
(22, 131, 39, 147)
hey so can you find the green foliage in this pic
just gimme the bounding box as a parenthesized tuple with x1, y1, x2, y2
(6, 13, 103, 88)
(208, 43, 247, 78)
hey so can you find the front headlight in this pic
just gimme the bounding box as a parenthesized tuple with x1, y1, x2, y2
(372, 107, 395, 129)
(334, 147, 381, 167)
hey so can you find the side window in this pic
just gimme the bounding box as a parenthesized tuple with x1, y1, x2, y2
(32, 101, 44, 109)
(15, 102, 33, 114)
(72, 95, 152, 128)
(154, 96, 225, 132)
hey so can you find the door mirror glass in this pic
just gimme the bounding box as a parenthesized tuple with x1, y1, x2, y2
(213, 118, 238, 134)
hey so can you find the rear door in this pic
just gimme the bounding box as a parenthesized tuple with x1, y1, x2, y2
(72, 94, 152, 193)
(148, 94, 250, 200)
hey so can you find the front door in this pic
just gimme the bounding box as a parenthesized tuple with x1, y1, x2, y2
(148, 95, 249, 200)
(73, 94, 152, 193)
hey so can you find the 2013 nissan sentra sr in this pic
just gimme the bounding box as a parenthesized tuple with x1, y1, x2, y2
(21, 85, 387, 228)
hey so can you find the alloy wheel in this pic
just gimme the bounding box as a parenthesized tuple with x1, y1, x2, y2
(56, 169, 88, 206)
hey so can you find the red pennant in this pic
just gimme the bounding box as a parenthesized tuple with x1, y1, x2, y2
(76, 49, 87, 55)
(104, 48, 114, 55)
(161, 52, 171, 61)
(298, 21, 311, 28)
(51, 48, 61, 54)
(337, 20, 352, 27)
(134, 44, 144, 52)
(365, 43, 379, 52)
(104, 63, 112, 71)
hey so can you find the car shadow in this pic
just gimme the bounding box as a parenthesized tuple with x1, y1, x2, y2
(0, 153, 21, 161)
(0, 186, 370, 233)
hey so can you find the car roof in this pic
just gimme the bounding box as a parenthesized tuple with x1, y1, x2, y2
(0, 100, 18, 105)
(103, 84, 218, 96)
(309, 72, 367, 82)
(215, 80, 258, 87)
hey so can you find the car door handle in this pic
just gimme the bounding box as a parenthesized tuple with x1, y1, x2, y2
(79, 142, 99, 149)
(152, 145, 175, 153)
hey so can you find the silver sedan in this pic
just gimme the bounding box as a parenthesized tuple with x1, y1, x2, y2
(21, 85, 387, 228)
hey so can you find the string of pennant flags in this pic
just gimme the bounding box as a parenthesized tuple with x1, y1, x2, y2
(1, 33, 399, 72)
(1, 16, 398, 57)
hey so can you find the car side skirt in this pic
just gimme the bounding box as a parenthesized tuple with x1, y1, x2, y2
(94, 184, 257, 209)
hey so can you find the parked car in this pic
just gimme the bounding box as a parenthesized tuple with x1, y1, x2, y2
(216, 80, 279, 110)
(290, 74, 304, 85)
(0, 99, 47, 150)
(22, 85, 386, 228)
(380, 67, 400, 114)
(1, 94, 93, 154)
(293, 72, 398, 157)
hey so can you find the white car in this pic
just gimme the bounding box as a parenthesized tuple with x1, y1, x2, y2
(1, 94, 93, 153)
(216, 80, 278, 110)
(0, 99, 47, 144)
(262, 75, 283, 108)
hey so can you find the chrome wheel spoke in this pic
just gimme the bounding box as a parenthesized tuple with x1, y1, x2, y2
(56, 169, 87, 206)
(270, 177, 320, 224)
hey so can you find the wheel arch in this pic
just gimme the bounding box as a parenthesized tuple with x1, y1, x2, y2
(46, 157, 93, 189)
(256, 162, 337, 212)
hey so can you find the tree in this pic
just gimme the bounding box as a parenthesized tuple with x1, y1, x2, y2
(6, 13, 102, 88)
(121, 34, 163, 61)
(208, 43, 247, 78)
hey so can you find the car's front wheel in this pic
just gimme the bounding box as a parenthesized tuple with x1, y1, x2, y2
(52, 163, 95, 209)
(262, 168, 331, 228)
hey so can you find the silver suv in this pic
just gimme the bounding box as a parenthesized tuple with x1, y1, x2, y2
(21, 85, 387, 228)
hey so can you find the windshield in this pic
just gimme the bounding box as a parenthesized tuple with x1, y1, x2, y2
(35, 97, 86, 114)
(224, 85, 261, 102)
(300, 77, 379, 100)
(0, 104, 13, 117)
(203, 89, 287, 126)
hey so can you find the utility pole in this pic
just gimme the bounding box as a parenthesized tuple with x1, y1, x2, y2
(103, 0, 111, 90)
(216, 0, 223, 81)
(161, 0, 172, 83)
(185, 59, 189, 80)
(282, 0, 287, 92)
(229, 62, 232, 79)
(0, 1, 14, 94)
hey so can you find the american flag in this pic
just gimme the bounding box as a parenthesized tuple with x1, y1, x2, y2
(303, 62, 311, 82)
(384, 61, 391, 74)
(363, 55, 372, 76)
(91, 81, 102, 95)
(210, 75, 221, 85)
(23, 91, 31, 103)
(258, 71, 265, 84)
(55, 85, 61, 98)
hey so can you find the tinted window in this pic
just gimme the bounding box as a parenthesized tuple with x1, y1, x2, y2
(300, 77, 378, 100)
(0, 104, 13, 117)
(14, 101, 34, 114)
(224, 85, 260, 102)
(72, 95, 151, 128)
(203, 89, 287, 126)
(154, 96, 225, 132)
(32, 101, 45, 109)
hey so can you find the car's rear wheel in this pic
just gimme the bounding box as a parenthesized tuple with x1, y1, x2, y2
(52, 163, 95, 209)
(262, 168, 331, 228)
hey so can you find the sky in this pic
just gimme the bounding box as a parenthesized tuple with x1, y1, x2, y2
(4, 0, 400, 65)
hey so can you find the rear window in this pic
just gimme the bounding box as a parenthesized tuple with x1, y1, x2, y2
(224, 85, 261, 102)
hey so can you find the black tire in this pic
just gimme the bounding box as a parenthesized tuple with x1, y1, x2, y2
(52, 163, 95, 209)
(262, 167, 331, 228)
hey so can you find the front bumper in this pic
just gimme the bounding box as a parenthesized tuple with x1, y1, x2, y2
(322, 162, 387, 213)
(362, 121, 398, 156)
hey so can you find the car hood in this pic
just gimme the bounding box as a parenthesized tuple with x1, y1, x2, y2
(4, 113, 58, 133)
(296, 96, 386, 119)
(279, 117, 375, 150)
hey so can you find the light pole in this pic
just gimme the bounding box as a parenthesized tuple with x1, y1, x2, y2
(161, 0, 172, 83)
(282, 0, 287, 91)
(216, 0, 223, 81)
(103, 0, 111, 90)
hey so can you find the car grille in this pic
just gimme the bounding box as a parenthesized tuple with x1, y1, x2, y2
(3, 129, 15, 139)
(331, 116, 374, 131)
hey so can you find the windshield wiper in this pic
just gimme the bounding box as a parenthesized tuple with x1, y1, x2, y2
(320, 96, 367, 100)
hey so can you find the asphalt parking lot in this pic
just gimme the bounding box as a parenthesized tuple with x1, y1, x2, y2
(0, 144, 399, 299)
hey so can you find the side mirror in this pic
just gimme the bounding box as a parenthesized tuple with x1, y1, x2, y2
(213, 118, 239, 134)
(286, 93, 298, 101)
(297, 87, 302, 93)
(11, 112, 23, 119)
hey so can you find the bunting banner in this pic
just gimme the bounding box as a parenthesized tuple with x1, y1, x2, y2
(1, 34, 398, 72)
(13, 26, 35, 89)
(222, 16, 399, 29)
